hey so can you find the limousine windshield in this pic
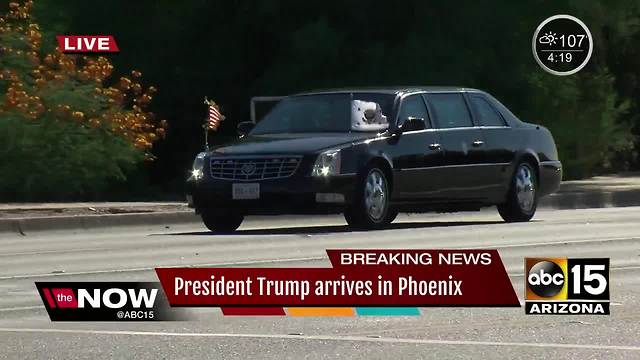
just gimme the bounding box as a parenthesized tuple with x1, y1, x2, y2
(251, 93, 395, 134)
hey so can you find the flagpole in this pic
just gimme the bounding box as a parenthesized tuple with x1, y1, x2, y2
(203, 97, 210, 152)
(204, 124, 209, 151)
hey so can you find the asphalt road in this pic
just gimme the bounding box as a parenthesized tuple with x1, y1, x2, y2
(1, 207, 639, 359)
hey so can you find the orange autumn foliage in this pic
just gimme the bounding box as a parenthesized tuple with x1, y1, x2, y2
(0, 0, 167, 160)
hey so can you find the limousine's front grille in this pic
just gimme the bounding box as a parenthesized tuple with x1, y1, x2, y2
(209, 156, 301, 181)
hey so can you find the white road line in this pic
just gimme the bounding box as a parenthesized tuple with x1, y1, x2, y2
(0, 256, 327, 280)
(508, 265, 640, 277)
(0, 305, 43, 312)
(2, 260, 639, 282)
(466, 236, 640, 250)
(0, 247, 113, 257)
(1, 235, 638, 280)
(0, 328, 637, 351)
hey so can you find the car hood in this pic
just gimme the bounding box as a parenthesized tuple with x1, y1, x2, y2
(210, 133, 376, 155)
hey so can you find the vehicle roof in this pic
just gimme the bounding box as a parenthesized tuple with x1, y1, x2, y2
(294, 86, 483, 96)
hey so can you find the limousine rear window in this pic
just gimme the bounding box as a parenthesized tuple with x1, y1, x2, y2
(469, 94, 507, 127)
(482, 93, 520, 126)
(427, 93, 474, 128)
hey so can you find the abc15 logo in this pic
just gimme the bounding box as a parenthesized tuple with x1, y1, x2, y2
(525, 258, 610, 301)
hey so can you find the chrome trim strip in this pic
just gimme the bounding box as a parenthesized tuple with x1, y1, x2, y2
(401, 128, 438, 135)
(540, 160, 562, 169)
(209, 154, 303, 160)
(396, 162, 511, 171)
(353, 124, 512, 143)
(476, 126, 510, 129)
(400, 125, 511, 135)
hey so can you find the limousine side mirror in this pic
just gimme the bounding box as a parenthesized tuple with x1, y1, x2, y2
(237, 121, 255, 136)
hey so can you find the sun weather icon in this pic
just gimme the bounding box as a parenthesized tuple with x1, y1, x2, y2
(538, 31, 557, 45)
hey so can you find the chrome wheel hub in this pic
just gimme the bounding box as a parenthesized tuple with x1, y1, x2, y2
(364, 170, 387, 221)
(515, 164, 535, 212)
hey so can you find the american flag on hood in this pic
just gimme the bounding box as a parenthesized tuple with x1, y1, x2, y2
(204, 98, 225, 130)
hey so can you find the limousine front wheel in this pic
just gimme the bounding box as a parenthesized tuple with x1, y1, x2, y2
(344, 167, 397, 230)
(498, 162, 537, 222)
(201, 212, 244, 233)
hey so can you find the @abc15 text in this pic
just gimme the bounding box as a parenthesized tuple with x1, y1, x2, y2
(525, 258, 610, 315)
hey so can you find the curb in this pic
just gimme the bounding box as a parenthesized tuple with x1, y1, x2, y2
(539, 190, 640, 210)
(0, 211, 200, 235)
(1, 191, 640, 235)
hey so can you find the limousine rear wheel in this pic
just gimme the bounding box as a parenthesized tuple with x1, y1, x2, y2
(201, 212, 244, 233)
(345, 167, 397, 230)
(498, 162, 537, 222)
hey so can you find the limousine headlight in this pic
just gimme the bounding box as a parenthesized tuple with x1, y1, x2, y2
(192, 152, 206, 180)
(312, 149, 341, 177)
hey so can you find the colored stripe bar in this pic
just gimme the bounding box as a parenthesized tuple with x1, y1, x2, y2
(287, 307, 356, 316)
(221, 307, 286, 316)
(355, 307, 420, 316)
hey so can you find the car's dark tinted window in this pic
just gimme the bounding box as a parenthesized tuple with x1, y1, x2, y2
(469, 95, 506, 127)
(427, 93, 473, 128)
(398, 95, 430, 128)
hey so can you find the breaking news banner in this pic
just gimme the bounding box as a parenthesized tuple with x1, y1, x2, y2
(524, 257, 610, 315)
(156, 249, 520, 315)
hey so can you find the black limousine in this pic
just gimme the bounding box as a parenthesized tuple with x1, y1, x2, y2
(186, 87, 562, 232)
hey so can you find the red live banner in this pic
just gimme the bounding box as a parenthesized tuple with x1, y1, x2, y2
(155, 250, 520, 307)
(56, 35, 119, 53)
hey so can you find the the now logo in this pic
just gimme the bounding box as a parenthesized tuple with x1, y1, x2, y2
(39, 286, 157, 309)
(78, 288, 157, 309)
(56, 35, 119, 53)
(35, 282, 175, 321)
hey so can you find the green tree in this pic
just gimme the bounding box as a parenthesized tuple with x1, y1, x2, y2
(0, 1, 166, 200)
(525, 70, 632, 178)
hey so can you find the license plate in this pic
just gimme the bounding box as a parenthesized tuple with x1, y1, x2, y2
(232, 183, 260, 200)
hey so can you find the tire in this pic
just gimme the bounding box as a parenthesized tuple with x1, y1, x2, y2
(344, 167, 397, 230)
(344, 206, 398, 227)
(498, 162, 538, 222)
(201, 212, 244, 233)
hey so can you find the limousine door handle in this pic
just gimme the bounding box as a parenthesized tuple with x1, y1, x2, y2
(428, 143, 441, 151)
(471, 140, 484, 147)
